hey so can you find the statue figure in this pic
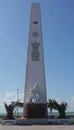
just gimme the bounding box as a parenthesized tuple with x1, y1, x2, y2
(4, 102, 16, 119)
(28, 83, 40, 103)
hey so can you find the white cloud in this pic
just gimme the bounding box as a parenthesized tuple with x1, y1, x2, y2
(3, 91, 17, 103)
(71, 96, 74, 101)
(55, 97, 74, 112)
(47, 96, 74, 112)
(0, 90, 24, 114)
(20, 92, 24, 101)
(66, 97, 74, 112)
(8, 84, 20, 91)
(0, 86, 74, 114)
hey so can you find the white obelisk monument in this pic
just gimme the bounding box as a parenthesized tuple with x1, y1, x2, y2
(23, 3, 47, 118)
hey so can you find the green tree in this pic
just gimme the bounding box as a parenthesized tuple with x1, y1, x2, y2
(47, 99, 68, 118)
(56, 101, 68, 118)
(13, 101, 24, 107)
(47, 99, 56, 115)
(4, 102, 16, 119)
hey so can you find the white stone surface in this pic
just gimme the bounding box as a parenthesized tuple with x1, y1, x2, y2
(23, 3, 47, 116)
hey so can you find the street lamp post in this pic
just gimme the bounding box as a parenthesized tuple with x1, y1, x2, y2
(17, 88, 19, 116)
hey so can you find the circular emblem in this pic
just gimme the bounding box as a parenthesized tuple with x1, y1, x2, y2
(32, 31, 39, 37)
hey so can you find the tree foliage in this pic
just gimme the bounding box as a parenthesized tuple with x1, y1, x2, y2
(12, 101, 24, 107)
(4, 102, 16, 119)
(47, 99, 56, 114)
(4, 101, 24, 119)
(47, 99, 68, 118)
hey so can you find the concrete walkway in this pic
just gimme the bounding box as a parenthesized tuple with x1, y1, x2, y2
(0, 125, 74, 130)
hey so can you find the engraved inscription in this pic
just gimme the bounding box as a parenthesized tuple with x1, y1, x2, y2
(31, 42, 40, 61)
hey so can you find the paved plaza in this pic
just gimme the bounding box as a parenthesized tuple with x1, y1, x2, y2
(0, 125, 74, 130)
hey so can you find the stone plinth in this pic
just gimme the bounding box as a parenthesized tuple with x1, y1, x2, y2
(25, 103, 47, 119)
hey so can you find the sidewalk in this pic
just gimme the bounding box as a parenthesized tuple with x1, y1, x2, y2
(0, 125, 74, 130)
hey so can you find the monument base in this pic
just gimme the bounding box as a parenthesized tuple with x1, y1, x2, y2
(2, 118, 71, 125)
(25, 103, 47, 119)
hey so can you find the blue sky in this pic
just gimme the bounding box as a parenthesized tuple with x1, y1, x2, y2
(0, 0, 74, 112)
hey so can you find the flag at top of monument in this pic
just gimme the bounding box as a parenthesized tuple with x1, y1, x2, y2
(23, 3, 47, 119)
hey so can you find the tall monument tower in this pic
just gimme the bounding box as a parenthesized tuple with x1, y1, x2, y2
(23, 3, 47, 118)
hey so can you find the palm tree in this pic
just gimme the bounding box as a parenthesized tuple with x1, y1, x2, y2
(4, 101, 24, 119)
(57, 102, 68, 118)
(4, 102, 16, 119)
(14, 101, 24, 107)
(47, 99, 56, 115)
(47, 99, 68, 118)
